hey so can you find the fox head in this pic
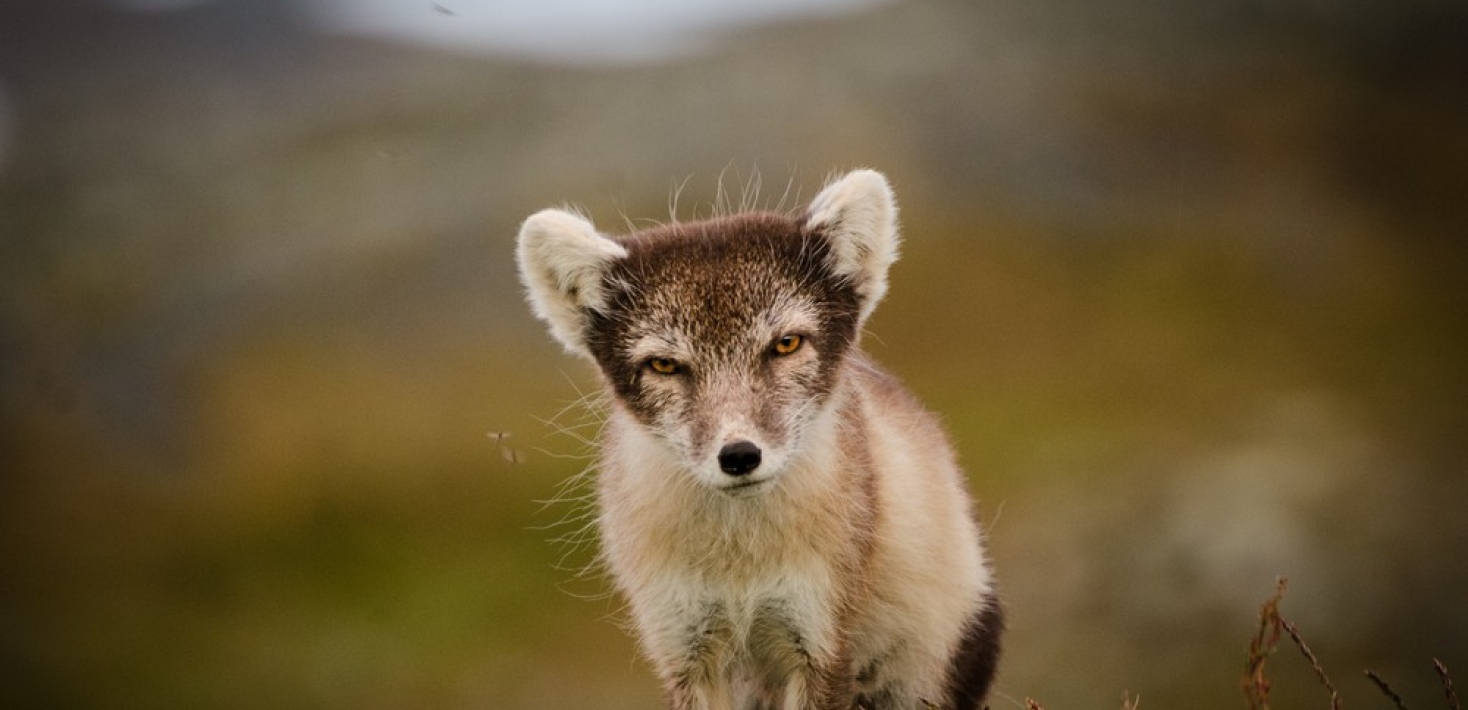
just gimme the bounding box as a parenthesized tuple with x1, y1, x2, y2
(517, 170, 900, 493)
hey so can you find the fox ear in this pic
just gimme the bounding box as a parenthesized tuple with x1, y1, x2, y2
(803, 169, 900, 323)
(516, 208, 627, 357)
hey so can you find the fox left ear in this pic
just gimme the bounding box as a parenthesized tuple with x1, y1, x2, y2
(803, 169, 901, 324)
(516, 208, 627, 358)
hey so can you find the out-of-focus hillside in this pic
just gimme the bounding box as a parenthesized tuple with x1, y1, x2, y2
(1, 0, 1465, 708)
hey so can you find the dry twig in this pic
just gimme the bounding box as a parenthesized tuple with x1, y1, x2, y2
(1280, 618, 1341, 710)
(1243, 577, 1290, 710)
(1436, 659, 1460, 710)
(1366, 669, 1411, 710)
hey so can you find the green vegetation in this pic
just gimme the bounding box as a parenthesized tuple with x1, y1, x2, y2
(2, 0, 1464, 707)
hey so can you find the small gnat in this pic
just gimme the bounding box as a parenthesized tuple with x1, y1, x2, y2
(486, 430, 525, 465)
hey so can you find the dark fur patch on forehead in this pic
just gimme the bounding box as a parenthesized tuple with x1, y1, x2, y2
(584, 212, 862, 410)
(599, 213, 855, 344)
(615, 213, 825, 289)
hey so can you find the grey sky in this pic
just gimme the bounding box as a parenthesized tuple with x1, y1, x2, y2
(111, 0, 892, 64)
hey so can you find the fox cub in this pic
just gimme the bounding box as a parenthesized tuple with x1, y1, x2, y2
(516, 170, 1001, 709)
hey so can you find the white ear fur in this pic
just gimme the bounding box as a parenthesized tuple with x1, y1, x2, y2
(804, 169, 900, 323)
(516, 208, 627, 357)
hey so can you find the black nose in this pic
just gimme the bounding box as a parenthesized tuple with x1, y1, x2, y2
(717, 440, 762, 476)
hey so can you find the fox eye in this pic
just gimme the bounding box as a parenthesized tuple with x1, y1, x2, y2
(645, 357, 680, 375)
(772, 334, 803, 356)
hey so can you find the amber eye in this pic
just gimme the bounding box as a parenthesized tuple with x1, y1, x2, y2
(646, 357, 680, 375)
(772, 334, 803, 356)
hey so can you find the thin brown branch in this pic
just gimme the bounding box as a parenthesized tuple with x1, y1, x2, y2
(1280, 618, 1341, 710)
(1435, 659, 1460, 710)
(1366, 669, 1411, 710)
(1243, 577, 1290, 710)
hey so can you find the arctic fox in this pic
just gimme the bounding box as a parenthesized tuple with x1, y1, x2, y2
(516, 170, 1002, 709)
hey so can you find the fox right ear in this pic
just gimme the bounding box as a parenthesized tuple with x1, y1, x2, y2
(516, 208, 627, 357)
(803, 169, 901, 325)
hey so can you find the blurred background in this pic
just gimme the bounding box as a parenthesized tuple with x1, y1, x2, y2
(2, 0, 1465, 707)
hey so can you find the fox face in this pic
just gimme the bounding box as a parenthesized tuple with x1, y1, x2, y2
(518, 170, 900, 492)
(583, 215, 861, 492)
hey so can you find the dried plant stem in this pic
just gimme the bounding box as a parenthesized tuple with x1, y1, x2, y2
(1243, 577, 1290, 710)
(1280, 618, 1341, 710)
(1436, 659, 1460, 710)
(1366, 669, 1411, 710)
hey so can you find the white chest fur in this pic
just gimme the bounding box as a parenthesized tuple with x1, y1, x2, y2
(596, 401, 860, 690)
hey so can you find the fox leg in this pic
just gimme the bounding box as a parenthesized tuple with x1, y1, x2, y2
(748, 606, 853, 710)
(658, 602, 738, 710)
